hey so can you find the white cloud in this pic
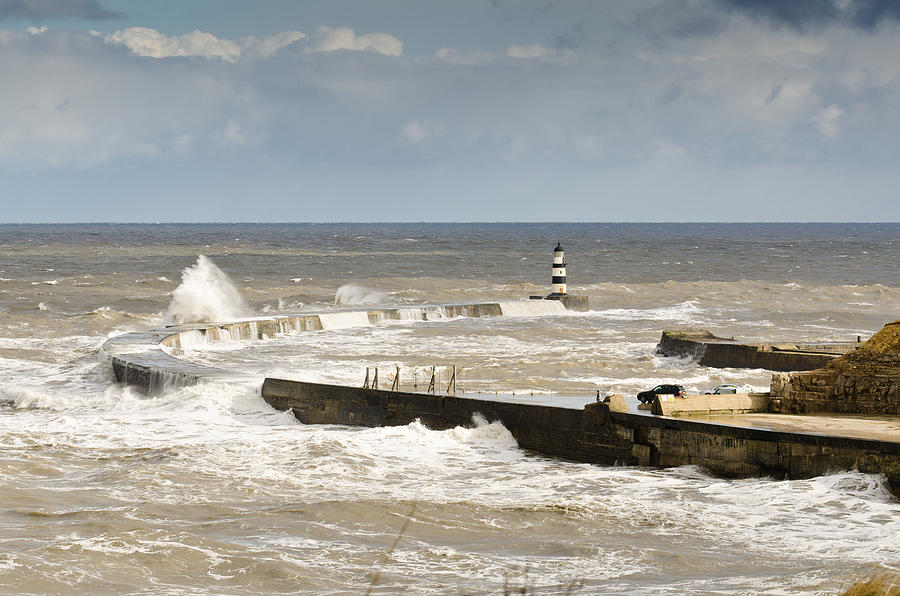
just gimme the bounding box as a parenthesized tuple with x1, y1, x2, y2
(433, 47, 495, 65)
(214, 119, 266, 147)
(26, 25, 48, 35)
(1, 7, 898, 180)
(105, 26, 402, 62)
(812, 104, 845, 138)
(106, 27, 242, 62)
(240, 30, 306, 58)
(506, 43, 551, 59)
(0, 29, 250, 168)
(400, 120, 446, 144)
(307, 26, 402, 56)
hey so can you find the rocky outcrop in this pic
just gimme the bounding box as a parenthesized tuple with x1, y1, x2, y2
(770, 320, 900, 414)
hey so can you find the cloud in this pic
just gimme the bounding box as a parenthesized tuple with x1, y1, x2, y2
(0, 29, 250, 168)
(633, 0, 900, 43)
(399, 121, 446, 144)
(105, 26, 401, 62)
(714, 0, 839, 31)
(240, 30, 306, 59)
(307, 25, 402, 56)
(812, 104, 844, 137)
(1, 9, 898, 180)
(554, 21, 584, 50)
(713, 0, 900, 31)
(434, 47, 496, 65)
(0, 0, 122, 21)
(106, 27, 242, 62)
(214, 119, 266, 147)
(506, 43, 552, 59)
(633, 0, 729, 40)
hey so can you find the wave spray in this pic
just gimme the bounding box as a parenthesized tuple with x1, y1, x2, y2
(166, 255, 249, 324)
(335, 283, 388, 306)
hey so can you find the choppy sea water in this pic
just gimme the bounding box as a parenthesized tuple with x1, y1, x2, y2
(1, 223, 898, 594)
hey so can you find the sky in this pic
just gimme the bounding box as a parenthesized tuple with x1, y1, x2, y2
(1, 0, 899, 222)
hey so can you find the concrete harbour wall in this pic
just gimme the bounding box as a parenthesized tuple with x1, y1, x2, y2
(260, 378, 900, 494)
(657, 330, 847, 371)
(102, 304, 900, 494)
(651, 393, 770, 416)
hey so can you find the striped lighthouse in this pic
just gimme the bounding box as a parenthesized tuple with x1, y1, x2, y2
(551, 242, 567, 295)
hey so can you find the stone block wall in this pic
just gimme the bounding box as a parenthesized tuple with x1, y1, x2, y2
(770, 320, 900, 415)
(770, 370, 900, 414)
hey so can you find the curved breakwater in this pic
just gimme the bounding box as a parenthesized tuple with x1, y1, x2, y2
(102, 300, 562, 391)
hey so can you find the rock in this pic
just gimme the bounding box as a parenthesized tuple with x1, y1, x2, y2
(770, 320, 900, 414)
(603, 393, 629, 413)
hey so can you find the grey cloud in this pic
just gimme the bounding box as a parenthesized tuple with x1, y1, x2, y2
(632, 0, 900, 42)
(553, 21, 583, 50)
(633, 1, 728, 40)
(848, 0, 900, 29)
(766, 79, 785, 103)
(0, 0, 123, 21)
(714, 0, 900, 31)
(714, 0, 838, 31)
(657, 83, 684, 106)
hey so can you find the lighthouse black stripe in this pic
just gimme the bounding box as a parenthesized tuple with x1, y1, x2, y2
(551, 262, 566, 267)
(552, 276, 567, 284)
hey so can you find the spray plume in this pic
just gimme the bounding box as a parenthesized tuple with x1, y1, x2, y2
(166, 255, 249, 324)
(335, 283, 389, 306)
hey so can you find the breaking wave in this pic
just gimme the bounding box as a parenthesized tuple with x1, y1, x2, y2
(165, 255, 249, 324)
(334, 283, 389, 306)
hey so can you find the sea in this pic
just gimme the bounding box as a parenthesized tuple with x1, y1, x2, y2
(0, 222, 898, 595)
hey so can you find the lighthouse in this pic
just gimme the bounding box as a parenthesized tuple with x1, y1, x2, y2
(528, 242, 589, 310)
(551, 242, 567, 296)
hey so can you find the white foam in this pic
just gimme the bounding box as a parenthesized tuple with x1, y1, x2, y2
(165, 255, 249, 324)
(498, 300, 566, 316)
(444, 414, 519, 447)
(318, 310, 372, 330)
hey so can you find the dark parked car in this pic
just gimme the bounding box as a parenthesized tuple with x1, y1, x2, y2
(637, 384, 686, 404)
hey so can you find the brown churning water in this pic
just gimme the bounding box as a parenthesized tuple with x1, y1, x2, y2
(0, 223, 899, 594)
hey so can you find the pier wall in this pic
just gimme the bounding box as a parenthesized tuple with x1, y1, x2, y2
(102, 301, 560, 391)
(651, 393, 770, 416)
(260, 378, 900, 493)
(770, 370, 900, 415)
(103, 306, 900, 492)
(657, 330, 841, 371)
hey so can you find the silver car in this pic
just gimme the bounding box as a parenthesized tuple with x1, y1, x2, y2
(705, 384, 737, 395)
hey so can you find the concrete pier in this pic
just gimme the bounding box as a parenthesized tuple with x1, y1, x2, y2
(260, 378, 900, 494)
(102, 301, 568, 392)
(102, 304, 900, 496)
(657, 329, 858, 371)
(651, 393, 770, 416)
